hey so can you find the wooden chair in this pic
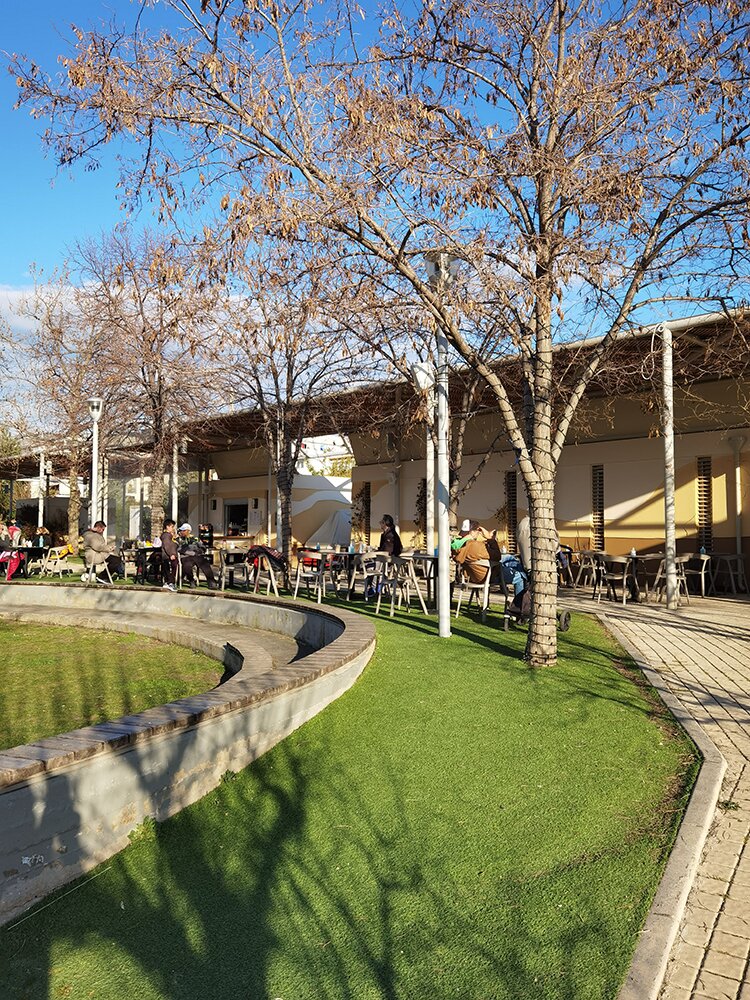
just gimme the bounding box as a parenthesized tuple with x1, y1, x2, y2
(682, 553, 711, 597)
(292, 549, 327, 603)
(251, 551, 281, 597)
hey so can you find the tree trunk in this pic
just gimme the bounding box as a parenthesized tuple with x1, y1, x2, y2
(525, 469, 559, 666)
(276, 459, 294, 569)
(149, 455, 167, 537)
(67, 453, 82, 554)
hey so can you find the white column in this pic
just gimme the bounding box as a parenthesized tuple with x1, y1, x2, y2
(101, 456, 109, 525)
(267, 458, 273, 542)
(37, 451, 45, 527)
(661, 324, 678, 608)
(138, 471, 145, 540)
(436, 328, 451, 638)
(426, 405, 435, 554)
(171, 440, 179, 521)
(728, 435, 746, 556)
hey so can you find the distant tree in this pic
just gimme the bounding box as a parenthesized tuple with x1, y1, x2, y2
(214, 241, 374, 562)
(11, 269, 111, 551)
(71, 228, 218, 534)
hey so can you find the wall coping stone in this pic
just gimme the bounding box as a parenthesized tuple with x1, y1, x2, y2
(0, 582, 376, 789)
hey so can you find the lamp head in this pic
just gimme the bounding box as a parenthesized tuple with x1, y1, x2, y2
(87, 397, 104, 421)
(423, 250, 460, 289)
(411, 361, 435, 392)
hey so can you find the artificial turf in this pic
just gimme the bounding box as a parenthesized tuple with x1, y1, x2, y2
(0, 606, 698, 999)
(0, 621, 220, 750)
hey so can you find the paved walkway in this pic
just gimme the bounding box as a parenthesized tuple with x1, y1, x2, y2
(560, 590, 750, 999)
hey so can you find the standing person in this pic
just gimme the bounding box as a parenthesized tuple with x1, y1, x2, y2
(34, 526, 51, 547)
(82, 521, 124, 582)
(160, 519, 179, 591)
(177, 523, 217, 589)
(377, 514, 402, 556)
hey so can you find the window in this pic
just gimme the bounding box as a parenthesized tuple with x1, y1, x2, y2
(505, 470, 518, 553)
(225, 502, 248, 536)
(591, 465, 605, 549)
(697, 457, 713, 552)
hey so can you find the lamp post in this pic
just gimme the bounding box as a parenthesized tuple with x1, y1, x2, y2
(36, 449, 45, 528)
(411, 361, 436, 555)
(88, 397, 104, 523)
(425, 251, 460, 639)
(44, 459, 53, 527)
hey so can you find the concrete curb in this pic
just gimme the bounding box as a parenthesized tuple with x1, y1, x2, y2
(602, 614, 727, 1000)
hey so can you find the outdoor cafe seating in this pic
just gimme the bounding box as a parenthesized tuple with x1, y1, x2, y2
(372, 553, 429, 617)
(219, 548, 251, 591)
(453, 558, 497, 622)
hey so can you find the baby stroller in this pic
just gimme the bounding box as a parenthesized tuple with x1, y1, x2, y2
(500, 553, 571, 632)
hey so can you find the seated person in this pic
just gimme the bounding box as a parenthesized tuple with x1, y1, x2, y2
(377, 514, 402, 556)
(364, 514, 402, 598)
(177, 523, 217, 589)
(0, 522, 24, 581)
(556, 543, 574, 586)
(82, 521, 124, 582)
(454, 523, 491, 583)
(34, 526, 51, 547)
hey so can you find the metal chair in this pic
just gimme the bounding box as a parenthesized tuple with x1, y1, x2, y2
(251, 551, 281, 597)
(374, 555, 429, 617)
(219, 549, 250, 591)
(454, 559, 494, 621)
(84, 557, 113, 585)
(682, 553, 711, 597)
(653, 555, 691, 604)
(41, 546, 73, 579)
(591, 556, 638, 604)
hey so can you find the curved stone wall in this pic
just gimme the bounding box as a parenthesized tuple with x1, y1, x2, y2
(0, 584, 376, 925)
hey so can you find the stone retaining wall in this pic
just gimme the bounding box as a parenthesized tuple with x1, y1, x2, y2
(0, 584, 376, 926)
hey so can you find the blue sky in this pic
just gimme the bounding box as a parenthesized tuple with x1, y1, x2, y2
(0, 2, 146, 325)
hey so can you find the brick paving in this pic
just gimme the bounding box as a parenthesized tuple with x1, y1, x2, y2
(560, 590, 750, 999)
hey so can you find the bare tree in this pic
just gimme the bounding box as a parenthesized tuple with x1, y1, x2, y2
(11, 270, 112, 550)
(216, 241, 375, 563)
(14, 0, 750, 663)
(71, 228, 218, 534)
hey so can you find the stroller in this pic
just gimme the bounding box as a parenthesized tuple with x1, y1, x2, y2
(500, 553, 571, 632)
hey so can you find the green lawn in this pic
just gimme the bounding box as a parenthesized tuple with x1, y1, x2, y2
(0, 621, 220, 750)
(0, 606, 697, 1000)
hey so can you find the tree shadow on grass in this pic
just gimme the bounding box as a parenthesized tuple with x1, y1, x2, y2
(1, 734, 656, 1000)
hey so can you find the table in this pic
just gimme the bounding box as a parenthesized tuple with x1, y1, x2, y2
(409, 553, 437, 606)
(132, 547, 164, 585)
(1, 546, 49, 580)
(709, 553, 748, 594)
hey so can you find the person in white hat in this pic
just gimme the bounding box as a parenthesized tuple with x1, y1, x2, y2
(177, 523, 218, 589)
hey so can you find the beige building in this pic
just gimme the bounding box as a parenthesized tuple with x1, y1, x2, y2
(350, 377, 749, 559)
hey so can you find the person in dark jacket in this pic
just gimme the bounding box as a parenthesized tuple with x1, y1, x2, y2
(377, 514, 402, 556)
(177, 523, 217, 588)
(160, 519, 179, 591)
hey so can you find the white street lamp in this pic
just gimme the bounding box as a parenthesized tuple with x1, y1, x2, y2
(425, 251, 460, 639)
(88, 397, 104, 523)
(35, 449, 45, 528)
(411, 361, 436, 556)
